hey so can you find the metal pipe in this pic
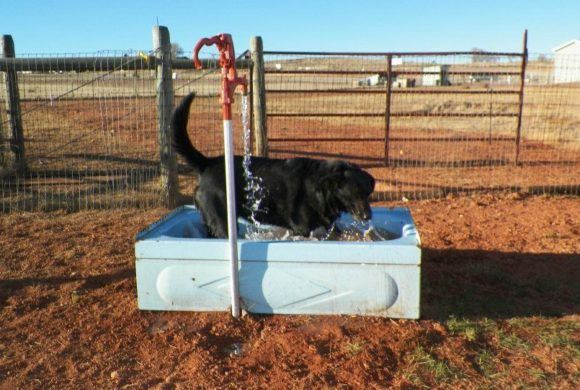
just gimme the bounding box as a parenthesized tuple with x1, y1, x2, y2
(267, 112, 519, 118)
(269, 136, 517, 142)
(265, 89, 520, 95)
(384, 55, 392, 166)
(515, 30, 528, 165)
(223, 119, 240, 318)
(0, 57, 249, 72)
(264, 50, 523, 57)
(266, 69, 521, 76)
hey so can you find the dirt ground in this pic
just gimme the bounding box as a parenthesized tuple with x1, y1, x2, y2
(0, 194, 578, 389)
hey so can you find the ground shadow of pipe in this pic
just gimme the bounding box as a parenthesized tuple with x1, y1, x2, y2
(421, 248, 580, 320)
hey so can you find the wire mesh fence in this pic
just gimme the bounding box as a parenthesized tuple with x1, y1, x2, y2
(0, 47, 251, 212)
(262, 51, 580, 200)
(0, 50, 161, 211)
(0, 39, 578, 212)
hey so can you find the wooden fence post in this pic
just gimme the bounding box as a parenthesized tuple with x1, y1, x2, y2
(1, 35, 26, 173)
(384, 55, 393, 166)
(515, 29, 528, 166)
(250, 36, 268, 157)
(152, 26, 178, 207)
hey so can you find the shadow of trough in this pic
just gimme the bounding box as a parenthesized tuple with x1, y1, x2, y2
(421, 248, 580, 320)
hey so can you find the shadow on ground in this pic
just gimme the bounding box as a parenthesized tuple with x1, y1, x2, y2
(421, 248, 579, 320)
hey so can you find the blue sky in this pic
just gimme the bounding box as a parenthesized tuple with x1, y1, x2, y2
(3, 1, 579, 55)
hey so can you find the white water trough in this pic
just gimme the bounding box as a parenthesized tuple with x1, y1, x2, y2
(135, 206, 421, 318)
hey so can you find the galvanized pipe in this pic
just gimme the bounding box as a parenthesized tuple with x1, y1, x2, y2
(264, 50, 523, 57)
(265, 89, 520, 95)
(265, 69, 522, 76)
(384, 55, 393, 166)
(515, 30, 528, 165)
(269, 136, 517, 143)
(267, 112, 519, 118)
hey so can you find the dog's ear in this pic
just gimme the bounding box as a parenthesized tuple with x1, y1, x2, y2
(317, 161, 347, 189)
(341, 166, 375, 193)
(359, 170, 375, 194)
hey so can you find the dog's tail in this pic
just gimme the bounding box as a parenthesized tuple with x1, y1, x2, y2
(171, 92, 209, 174)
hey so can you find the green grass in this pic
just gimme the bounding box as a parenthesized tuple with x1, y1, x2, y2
(506, 317, 579, 353)
(446, 316, 497, 342)
(475, 348, 499, 378)
(497, 330, 530, 351)
(404, 346, 464, 384)
(343, 341, 365, 356)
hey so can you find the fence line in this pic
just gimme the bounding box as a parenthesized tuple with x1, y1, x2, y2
(1, 29, 579, 212)
(259, 45, 579, 200)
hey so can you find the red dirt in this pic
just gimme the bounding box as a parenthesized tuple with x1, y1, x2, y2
(1, 194, 579, 388)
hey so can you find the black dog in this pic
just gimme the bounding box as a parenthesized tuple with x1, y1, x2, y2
(171, 93, 375, 238)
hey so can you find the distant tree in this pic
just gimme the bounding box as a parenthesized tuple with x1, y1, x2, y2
(471, 47, 498, 63)
(171, 43, 185, 60)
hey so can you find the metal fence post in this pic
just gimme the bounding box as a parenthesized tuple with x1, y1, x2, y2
(515, 29, 528, 165)
(384, 55, 393, 166)
(1, 35, 26, 174)
(250, 36, 268, 157)
(152, 26, 178, 207)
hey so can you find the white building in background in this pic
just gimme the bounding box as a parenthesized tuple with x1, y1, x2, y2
(553, 39, 580, 83)
(358, 74, 384, 86)
(422, 65, 450, 86)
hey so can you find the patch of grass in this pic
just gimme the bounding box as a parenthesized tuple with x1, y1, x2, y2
(496, 329, 530, 352)
(507, 317, 579, 356)
(446, 316, 497, 342)
(343, 341, 365, 356)
(405, 346, 463, 384)
(475, 348, 498, 378)
(529, 367, 549, 382)
(537, 321, 579, 358)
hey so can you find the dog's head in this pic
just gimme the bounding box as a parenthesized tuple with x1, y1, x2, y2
(317, 160, 375, 222)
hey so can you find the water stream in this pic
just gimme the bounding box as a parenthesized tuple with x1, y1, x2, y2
(241, 95, 266, 239)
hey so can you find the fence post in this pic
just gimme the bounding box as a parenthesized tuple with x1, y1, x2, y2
(250, 36, 268, 157)
(515, 29, 528, 165)
(1, 35, 26, 174)
(384, 55, 393, 166)
(152, 26, 178, 207)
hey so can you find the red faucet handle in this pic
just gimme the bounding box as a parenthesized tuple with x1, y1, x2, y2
(192, 34, 235, 70)
(192, 36, 221, 69)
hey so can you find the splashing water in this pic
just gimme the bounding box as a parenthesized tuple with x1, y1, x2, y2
(238, 216, 396, 242)
(241, 95, 266, 239)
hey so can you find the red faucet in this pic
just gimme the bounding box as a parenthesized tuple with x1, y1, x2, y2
(193, 34, 248, 120)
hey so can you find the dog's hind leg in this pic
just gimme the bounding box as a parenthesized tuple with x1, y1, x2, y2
(196, 191, 229, 238)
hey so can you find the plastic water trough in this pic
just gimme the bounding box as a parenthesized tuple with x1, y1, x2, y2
(135, 206, 421, 319)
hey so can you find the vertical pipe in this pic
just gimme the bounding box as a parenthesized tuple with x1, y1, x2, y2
(223, 119, 241, 318)
(250, 36, 268, 157)
(1, 35, 26, 174)
(515, 29, 528, 165)
(384, 55, 393, 166)
(489, 82, 493, 145)
(152, 26, 178, 207)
